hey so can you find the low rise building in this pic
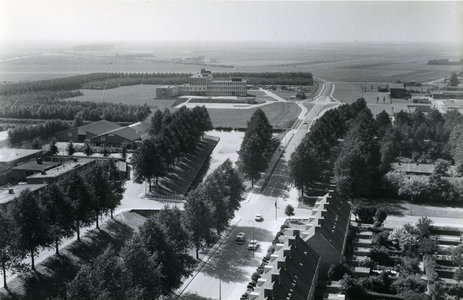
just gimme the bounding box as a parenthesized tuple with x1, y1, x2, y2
(55, 120, 121, 143)
(389, 83, 407, 98)
(26, 158, 96, 184)
(0, 183, 47, 212)
(0, 149, 44, 185)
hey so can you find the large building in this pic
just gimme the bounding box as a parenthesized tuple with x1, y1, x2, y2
(55, 120, 150, 147)
(156, 69, 247, 98)
(55, 120, 122, 143)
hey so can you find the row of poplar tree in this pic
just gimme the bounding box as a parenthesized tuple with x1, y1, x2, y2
(66, 158, 244, 300)
(131, 106, 213, 191)
(0, 159, 125, 289)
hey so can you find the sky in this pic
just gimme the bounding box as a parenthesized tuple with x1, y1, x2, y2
(1, 0, 462, 44)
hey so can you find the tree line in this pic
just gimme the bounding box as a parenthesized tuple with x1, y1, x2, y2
(0, 159, 125, 289)
(66, 157, 244, 299)
(131, 106, 213, 191)
(0, 91, 151, 122)
(288, 98, 463, 202)
(0, 71, 314, 96)
(8, 119, 72, 148)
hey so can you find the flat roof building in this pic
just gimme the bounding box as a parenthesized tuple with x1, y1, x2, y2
(0, 183, 47, 212)
(156, 69, 247, 98)
(26, 158, 96, 185)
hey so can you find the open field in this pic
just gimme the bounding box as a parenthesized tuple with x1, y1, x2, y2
(1, 42, 461, 83)
(208, 102, 301, 129)
(67, 85, 176, 111)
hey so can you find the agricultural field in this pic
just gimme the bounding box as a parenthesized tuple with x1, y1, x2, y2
(1, 41, 461, 84)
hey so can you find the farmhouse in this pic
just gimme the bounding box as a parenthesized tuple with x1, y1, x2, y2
(156, 69, 247, 98)
(89, 126, 145, 147)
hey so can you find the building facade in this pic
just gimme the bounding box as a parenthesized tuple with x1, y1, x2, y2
(156, 69, 247, 98)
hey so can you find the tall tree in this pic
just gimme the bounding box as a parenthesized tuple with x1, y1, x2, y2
(131, 138, 166, 191)
(138, 211, 196, 297)
(334, 108, 380, 198)
(119, 234, 162, 300)
(237, 109, 273, 186)
(62, 172, 93, 241)
(149, 109, 164, 136)
(10, 189, 51, 270)
(0, 210, 27, 289)
(67, 141, 75, 155)
(184, 185, 216, 259)
(41, 182, 75, 254)
(49, 137, 59, 155)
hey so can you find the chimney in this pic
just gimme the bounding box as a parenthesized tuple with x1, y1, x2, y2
(8, 189, 14, 194)
(36, 157, 42, 164)
(288, 237, 296, 247)
(283, 249, 292, 259)
(271, 273, 280, 285)
(264, 288, 273, 300)
(277, 258, 286, 271)
(293, 229, 300, 237)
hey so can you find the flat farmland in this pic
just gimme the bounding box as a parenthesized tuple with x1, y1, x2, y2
(207, 102, 301, 128)
(333, 82, 391, 104)
(67, 85, 176, 111)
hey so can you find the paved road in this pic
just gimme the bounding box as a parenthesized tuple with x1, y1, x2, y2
(177, 82, 340, 300)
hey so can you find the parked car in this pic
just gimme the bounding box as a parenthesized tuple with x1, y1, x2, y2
(255, 214, 263, 222)
(248, 240, 258, 250)
(235, 232, 246, 244)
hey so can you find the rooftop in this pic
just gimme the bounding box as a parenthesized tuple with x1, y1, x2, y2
(12, 161, 61, 172)
(0, 149, 43, 163)
(0, 184, 47, 205)
(76, 120, 121, 136)
(26, 159, 94, 179)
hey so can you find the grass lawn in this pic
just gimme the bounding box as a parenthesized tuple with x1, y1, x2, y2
(68, 85, 177, 111)
(208, 102, 301, 129)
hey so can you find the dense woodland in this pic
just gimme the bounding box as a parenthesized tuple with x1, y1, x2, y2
(0, 91, 151, 122)
(288, 98, 463, 202)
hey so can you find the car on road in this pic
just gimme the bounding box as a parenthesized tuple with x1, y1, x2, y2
(248, 240, 258, 250)
(235, 232, 246, 244)
(255, 214, 263, 222)
(303, 121, 307, 124)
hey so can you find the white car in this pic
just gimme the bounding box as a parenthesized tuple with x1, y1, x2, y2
(248, 240, 258, 250)
(255, 214, 263, 222)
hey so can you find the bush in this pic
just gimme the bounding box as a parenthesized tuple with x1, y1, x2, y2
(327, 263, 353, 281)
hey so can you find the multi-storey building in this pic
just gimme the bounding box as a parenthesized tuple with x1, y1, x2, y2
(156, 69, 247, 98)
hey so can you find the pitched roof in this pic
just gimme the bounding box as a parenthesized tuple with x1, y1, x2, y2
(252, 235, 320, 300)
(77, 120, 121, 136)
(90, 126, 144, 142)
(128, 121, 150, 134)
